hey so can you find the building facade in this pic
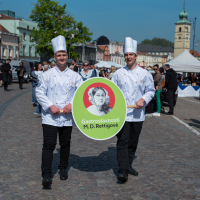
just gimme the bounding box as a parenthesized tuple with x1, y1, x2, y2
(97, 46, 104, 61)
(174, 9, 191, 58)
(0, 13, 39, 61)
(0, 24, 19, 60)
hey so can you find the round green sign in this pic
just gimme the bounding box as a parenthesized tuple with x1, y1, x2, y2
(72, 77, 126, 140)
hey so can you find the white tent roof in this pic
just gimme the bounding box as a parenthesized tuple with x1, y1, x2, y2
(95, 61, 123, 68)
(165, 50, 200, 72)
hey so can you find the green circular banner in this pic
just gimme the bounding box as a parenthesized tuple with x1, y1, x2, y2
(72, 77, 126, 140)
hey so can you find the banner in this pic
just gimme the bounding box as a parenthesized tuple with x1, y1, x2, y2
(72, 78, 126, 140)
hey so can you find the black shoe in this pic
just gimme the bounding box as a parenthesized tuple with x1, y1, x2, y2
(117, 170, 128, 182)
(33, 103, 37, 107)
(128, 166, 138, 176)
(166, 112, 174, 115)
(42, 177, 52, 186)
(4, 89, 8, 91)
(59, 169, 68, 180)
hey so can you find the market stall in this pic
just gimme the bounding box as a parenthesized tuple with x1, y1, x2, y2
(178, 83, 200, 97)
(165, 50, 200, 97)
(95, 61, 123, 68)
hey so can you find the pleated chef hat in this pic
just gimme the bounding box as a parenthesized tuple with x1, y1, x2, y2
(51, 35, 67, 54)
(124, 37, 137, 54)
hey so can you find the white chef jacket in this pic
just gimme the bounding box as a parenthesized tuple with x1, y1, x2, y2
(36, 66, 83, 127)
(112, 64, 155, 122)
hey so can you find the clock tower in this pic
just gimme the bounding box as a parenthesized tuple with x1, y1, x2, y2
(174, 7, 191, 57)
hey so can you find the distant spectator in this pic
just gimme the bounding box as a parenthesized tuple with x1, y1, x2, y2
(0, 62, 3, 87)
(164, 64, 177, 115)
(69, 65, 74, 70)
(152, 64, 162, 117)
(50, 61, 56, 68)
(108, 66, 116, 80)
(44, 65, 49, 72)
(32, 63, 43, 107)
(196, 74, 200, 86)
(15, 62, 27, 89)
(47, 61, 51, 69)
(1, 58, 12, 91)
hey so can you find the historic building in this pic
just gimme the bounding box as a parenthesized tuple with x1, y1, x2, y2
(137, 44, 174, 59)
(97, 45, 111, 62)
(174, 8, 191, 57)
(0, 24, 19, 60)
(0, 12, 39, 62)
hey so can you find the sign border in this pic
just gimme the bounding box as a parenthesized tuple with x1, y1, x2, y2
(72, 77, 127, 141)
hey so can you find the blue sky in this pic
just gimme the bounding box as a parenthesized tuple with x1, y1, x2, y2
(1, 0, 200, 52)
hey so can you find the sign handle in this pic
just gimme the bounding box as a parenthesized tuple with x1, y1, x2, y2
(127, 105, 136, 108)
(60, 105, 136, 113)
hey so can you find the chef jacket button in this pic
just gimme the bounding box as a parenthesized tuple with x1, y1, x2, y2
(65, 102, 66, 103)
(136, 82, 137, 83)
(56, 93, 57, 94)
(66, 92, 67, 94)
(125, 82, 126, 84)
(55, 84, 56, 86)
(56, 103, 57, 104)
(133, 98, 134, 100)
(63, 121, 64, 122)
(54, 75, 56, 77)
(67, 84, 68, 85)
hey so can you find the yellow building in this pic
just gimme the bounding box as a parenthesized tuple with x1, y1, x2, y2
(174, 9, 191, 58)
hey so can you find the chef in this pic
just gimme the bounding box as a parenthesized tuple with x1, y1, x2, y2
(36, 35, 83, 186)
(112, 37, 155, 182)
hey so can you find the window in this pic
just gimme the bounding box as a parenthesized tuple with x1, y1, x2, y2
(179, 36, 181, 39)
(9, 49, 12, 57)
(186, 37, 188, 39)
(3, 48, 6, 57)
(23, 33, 26, 40)
(23, 46, 26, 56)
(27, 26, 29, 29)
(179, 27, 181, 32)
(30, 35, 32, 41)
(29, 47, 32, 57)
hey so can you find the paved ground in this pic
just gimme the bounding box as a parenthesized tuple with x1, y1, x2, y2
(0, 83, 200, 200)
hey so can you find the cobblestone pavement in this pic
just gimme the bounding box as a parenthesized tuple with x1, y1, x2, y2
(0, 83, 200, 200)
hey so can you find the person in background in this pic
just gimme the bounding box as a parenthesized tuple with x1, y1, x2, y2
(90, 64, 99, 77)
(79, 61, 97, 81)
(74, 64, 79, 73)
(16, 62, 26, 89)
(43, 61, 47, 70)
(32, 63, 43, 107)
(0, 62, 3, 87)
(51, 61, 56, 68)
(177, 74, 182, 83)
(1, 58, 12, 91)
(164, 64, 177, 115)
(187, 73, 192, 84)
(44, 65, 49, 72)
(108, 66, 116, 80)
(196, 74, 200, 86)
(69, 65, 74, 71)
(47, 61, 51, 69)
(152, 64, 162, 117)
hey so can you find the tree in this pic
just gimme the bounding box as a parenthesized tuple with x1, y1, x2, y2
(97, 36, 109, 45)
(29, 0, 93, 58)
(141, 37, 174, 47)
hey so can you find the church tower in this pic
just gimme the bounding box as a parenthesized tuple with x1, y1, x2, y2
(174, 6, 191, 57)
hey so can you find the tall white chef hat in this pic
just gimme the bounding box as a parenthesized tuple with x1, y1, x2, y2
(51, 35, 67, 54)
(124, 37, 137, 54)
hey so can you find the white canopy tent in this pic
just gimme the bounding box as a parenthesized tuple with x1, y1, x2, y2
(165, 50, 200, 72)
(95, 61, 123, 68)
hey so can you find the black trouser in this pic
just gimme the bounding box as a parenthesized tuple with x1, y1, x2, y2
(146, 101, 154, 114)
(42, 124, 72, 178)
(117, 121, 143, 171)
(18, 76, 24, 88)
(4, 80, 8, 90)
(167, 89, 176, 113)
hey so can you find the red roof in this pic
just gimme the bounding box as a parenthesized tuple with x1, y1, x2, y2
(0, 13, 16, 20)
(97, 45, 105, 51)
(0, 24, 9, 33)
(190, 50, 200, 57)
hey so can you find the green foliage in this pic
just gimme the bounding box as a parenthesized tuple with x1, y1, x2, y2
(29, 0, 93, 58)
(141, 37, 174, 47)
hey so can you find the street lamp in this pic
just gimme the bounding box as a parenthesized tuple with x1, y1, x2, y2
(66, 26, 78, 59)
(189, 17, 197, 55)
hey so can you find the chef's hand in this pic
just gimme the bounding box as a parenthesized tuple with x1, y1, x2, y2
(135, 98, 145, 109)
(63, 103, 72, 114)
(50, 105, 60, 115)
